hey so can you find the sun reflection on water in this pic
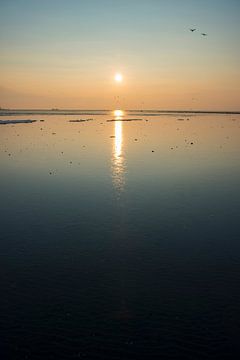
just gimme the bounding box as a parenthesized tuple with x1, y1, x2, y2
(112, 110, 125, 195)
(115, 121, 122, 158)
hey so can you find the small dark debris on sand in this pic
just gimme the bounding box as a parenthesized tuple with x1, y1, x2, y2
(152, 150, 155, 152)
(0, 119, 37, 125)
(106, 118, 143, 122)
(110, 136, 115, 138)
(69, 118, 93, 122)
(177, 118, 185, 121)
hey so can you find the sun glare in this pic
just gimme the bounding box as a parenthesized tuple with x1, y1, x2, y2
(113, 109, 124, 118)
(115, 73, 123, 82)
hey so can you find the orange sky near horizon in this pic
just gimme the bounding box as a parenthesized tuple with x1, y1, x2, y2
(0, 0, 240, 110)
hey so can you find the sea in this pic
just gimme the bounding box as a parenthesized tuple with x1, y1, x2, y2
(1, 109, 240, 359)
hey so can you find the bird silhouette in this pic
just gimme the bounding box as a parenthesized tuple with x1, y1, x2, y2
(201, 33, 207, 36)
(190, 28, 196, 32)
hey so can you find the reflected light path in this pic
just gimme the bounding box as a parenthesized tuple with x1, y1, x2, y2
(115, 121, 122, 158)
(112, 110, 125, 195)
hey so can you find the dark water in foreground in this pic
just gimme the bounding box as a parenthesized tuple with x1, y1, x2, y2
(1, 111, 240, 359)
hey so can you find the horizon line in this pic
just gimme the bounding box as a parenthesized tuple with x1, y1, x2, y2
(0, 108, 240, 115)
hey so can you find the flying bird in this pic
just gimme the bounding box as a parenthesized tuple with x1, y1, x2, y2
(190, 28, 196, 32)
(201, 33, 207, 36)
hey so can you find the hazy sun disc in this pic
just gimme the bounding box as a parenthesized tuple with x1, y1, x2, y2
(115, 73, 123, 82)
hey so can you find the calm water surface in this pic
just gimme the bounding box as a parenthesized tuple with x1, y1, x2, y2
(1, 111, 240, 359)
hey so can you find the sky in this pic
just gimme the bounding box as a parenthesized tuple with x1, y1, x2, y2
(0, 0, 240, 110)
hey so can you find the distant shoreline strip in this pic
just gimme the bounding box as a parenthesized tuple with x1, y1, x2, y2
(0, 110, 240, 116)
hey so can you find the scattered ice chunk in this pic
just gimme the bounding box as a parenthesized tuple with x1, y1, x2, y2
(0, 119, 37, 125)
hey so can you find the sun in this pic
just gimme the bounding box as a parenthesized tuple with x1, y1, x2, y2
(114, 73, 123, 82)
